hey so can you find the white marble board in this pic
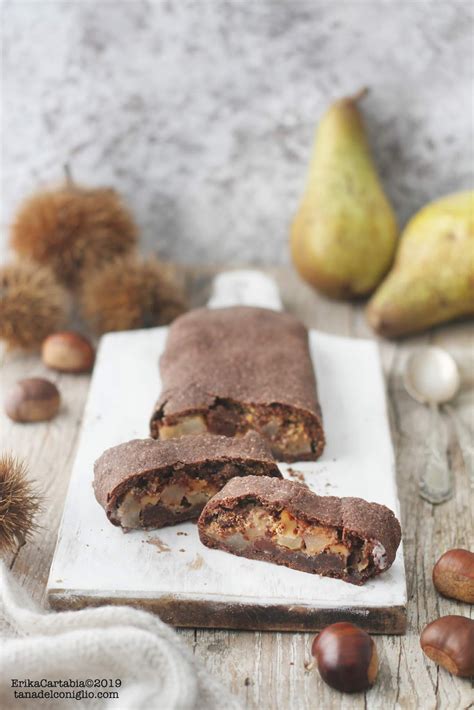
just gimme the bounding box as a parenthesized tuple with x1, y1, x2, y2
(47, 324, 407, 633)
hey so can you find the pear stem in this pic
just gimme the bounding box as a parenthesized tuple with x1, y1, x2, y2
(347, 87, 369, 104)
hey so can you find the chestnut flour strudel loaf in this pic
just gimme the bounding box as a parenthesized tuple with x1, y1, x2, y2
(150, 306, 325, 462)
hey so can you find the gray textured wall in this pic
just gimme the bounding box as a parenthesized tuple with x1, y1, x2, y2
(1, 0, 473, 265)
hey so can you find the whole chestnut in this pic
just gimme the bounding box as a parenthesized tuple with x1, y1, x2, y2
(5, 378, 60, 422)
(433, 549, 474, 603)
(311, 622, 378, 692)
(42, 331, 95, 373)
(420, 615, 474, 677)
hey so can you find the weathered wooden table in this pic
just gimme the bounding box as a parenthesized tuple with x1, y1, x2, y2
(2, 266, 473, 709)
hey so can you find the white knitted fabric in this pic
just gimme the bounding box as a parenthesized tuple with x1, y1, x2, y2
(0, 563, 242, 710)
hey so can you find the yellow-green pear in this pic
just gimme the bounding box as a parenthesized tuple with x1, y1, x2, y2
(367, 191, 474, 337)
(290, 89, 398, 299)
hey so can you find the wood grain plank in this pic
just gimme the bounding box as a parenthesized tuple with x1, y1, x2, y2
(371, 324, 473, 710)
(1, 346, 91, 604)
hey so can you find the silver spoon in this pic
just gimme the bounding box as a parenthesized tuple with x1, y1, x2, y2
(404, 347, 461, 504)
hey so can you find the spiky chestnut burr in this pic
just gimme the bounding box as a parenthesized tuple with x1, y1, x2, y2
(80, 254, 187, 334)
(0, 453, 41, 554)
(0, 261, 69, 350)
(10, 171, 138, 287)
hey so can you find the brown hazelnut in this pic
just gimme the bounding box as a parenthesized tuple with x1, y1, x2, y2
(311, 622, 378, 692)
(5, 378, 60, 422)
(42, 331, 95, 373)
(433, 549, 474, 603)
(420, 615, 474, 677)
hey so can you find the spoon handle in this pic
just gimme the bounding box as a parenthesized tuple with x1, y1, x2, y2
(419, 402, 454, 504)
(445, 404, 474, 491)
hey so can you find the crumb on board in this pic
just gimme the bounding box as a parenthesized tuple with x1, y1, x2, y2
(187, 553, 204, 570)
(179, 548, 185, 552)
(287, 467, 307, 484)
(146, 537, 171, 553)
(177, 531, 188, 536)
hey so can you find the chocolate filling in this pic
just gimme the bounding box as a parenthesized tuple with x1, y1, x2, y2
(199, 500, 378, 584)
(110, 462, 272, 531)
(153, 398, 323, 461)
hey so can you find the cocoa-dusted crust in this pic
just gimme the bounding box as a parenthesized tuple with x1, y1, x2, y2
(149, 306, 325, 462)
(198, 476, 402, 585)
(93, 432, 281, 529)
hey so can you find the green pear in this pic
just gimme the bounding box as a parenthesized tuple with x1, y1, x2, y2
(290, 89, 398, 299)
(367, 191, 474, 337)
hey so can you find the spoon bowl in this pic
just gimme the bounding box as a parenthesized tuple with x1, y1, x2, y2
(404, 347, 460, 405)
